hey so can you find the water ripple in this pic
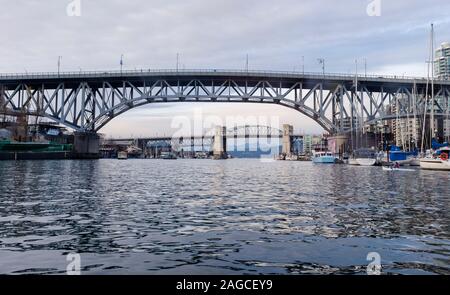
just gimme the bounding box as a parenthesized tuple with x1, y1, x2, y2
(0, 159, 448, 274)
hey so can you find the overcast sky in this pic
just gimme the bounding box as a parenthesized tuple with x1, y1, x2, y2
(1, 0, 450, 136)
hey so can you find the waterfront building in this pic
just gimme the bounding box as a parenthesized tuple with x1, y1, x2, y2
(444, 119, 450, 141)
(292, 136, 304, 155)
(311, 134, 328, 151)
(386, 101, 421, 148)
(435, 42, 450, 80)
(341, 117, 360, 131)
(303, 135, 313, 154)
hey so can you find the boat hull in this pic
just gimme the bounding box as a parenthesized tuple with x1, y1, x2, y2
(348, 158, 359, 165)
(117, 151, 128, 160)
(356, 158, 376, 166)
(312, 156, 336, 164)
(419, 159, 450, 171)
(409, 158, 421, 166)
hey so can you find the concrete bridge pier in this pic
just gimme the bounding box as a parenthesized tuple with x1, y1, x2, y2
(282, 124, 293, 155)
(213, 126, 227, 160)
(73, 132, 100, 159)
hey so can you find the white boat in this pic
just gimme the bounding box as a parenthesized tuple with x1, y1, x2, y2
(419, 147, 450, 171)
(118, 151, 128, 160)
(285, 154, 299, 161)
(382, 166, 415, 172)
(348, 158, 360, 166)
(160, 152, 177, 160)
(409, 157, 421, 166)
(419, 158, 450, 170)
(417, 25, 450, 171)
(356, 158, 377, 166)
(312, 151, 336, 164)
(352, 148, 377, 166)
(126, 145, 143, 158)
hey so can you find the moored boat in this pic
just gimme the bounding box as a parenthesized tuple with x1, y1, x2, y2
(160, 152, 177, 160)
(356, 158, 377, 166)
(285, 154, 299, 161)
(388, 146, 418, 166)
(348, 158, 360, 166)
(409, 157, 421, 166)
(419, 147, 450, 171)
(351, 148, 377, 166)
(312, 151, 336, 164)
(118, 151, 128, 160)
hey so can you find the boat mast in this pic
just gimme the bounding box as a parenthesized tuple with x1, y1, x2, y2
(447, 96, 450, 143)
(404, 86, 411, 151)
(430, 23, 435, 148)
(355, 59, 359, 150)
(412, 81, 419, 150)
(447, 86, 450, 143)
(396, 94, 403, 149)
(421, 24, 432, 153)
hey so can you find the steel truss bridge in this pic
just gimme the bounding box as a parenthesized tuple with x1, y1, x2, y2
(1, 69, 450, 134)
(106, 125, 301, 151)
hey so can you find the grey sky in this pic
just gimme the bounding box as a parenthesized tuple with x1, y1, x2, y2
(1, 0, 449, 136)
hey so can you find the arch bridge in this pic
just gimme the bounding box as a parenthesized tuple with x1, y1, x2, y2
(108, 125, 295, 150)
(2, 69, 450, 135)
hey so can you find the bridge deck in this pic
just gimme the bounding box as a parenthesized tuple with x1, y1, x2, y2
(1, 69, 449, 91)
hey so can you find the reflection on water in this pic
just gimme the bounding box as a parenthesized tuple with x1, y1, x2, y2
(0, 159, 448, 274)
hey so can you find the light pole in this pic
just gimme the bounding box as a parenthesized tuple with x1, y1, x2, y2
(120, 54, 124, 74)
(245, 54, 249, 72)
(57, 56, 62, 76)
(302, 56, 305, 75)
(364, 58, 367, 77)
(176, 53, 179, 72)
(317, 58, 325, 76)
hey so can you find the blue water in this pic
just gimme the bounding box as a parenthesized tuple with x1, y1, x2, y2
(0, 159, 448, 274)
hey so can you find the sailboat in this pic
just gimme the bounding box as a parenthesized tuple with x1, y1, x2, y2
(420, 140, 450, 170)
(353, 148, 377, 166)
(348, 60, 377, 166)
(419, 24, 450, 171)
(387, 145, 417, 166)
(409, 81, 421, 166)
(385, 84, 420, 166)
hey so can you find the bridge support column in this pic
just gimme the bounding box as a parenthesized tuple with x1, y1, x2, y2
(73, 132, 100, 159)
(213, 126, 227, 160)
(282, 124, 293, 155)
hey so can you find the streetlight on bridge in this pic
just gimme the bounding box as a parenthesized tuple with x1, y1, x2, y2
(120, 54, 124, 74)
(364, 58, 367, 77)
(317, 58, 325, 76)
(57, 56, 62, 77)
(302, 56, 305, 75)
(245, 54, 249, 73)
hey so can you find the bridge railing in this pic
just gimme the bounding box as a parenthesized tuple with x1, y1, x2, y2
(0, 68, 447, 83)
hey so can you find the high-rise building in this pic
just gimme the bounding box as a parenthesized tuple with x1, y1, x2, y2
(303, 135, 312, 154)
(444, 119, 450, 140)
(387, 101, 421, 148)
(341, 117, 360, 131)
(435, 42, 450, 80)
(292, 137, 304, 155)
(394, 117, 421, 147)
(434, 42, 450, 141)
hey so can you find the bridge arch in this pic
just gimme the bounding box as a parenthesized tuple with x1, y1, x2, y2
(2, 70, 450, 135)
(92, 97, 334, 133)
